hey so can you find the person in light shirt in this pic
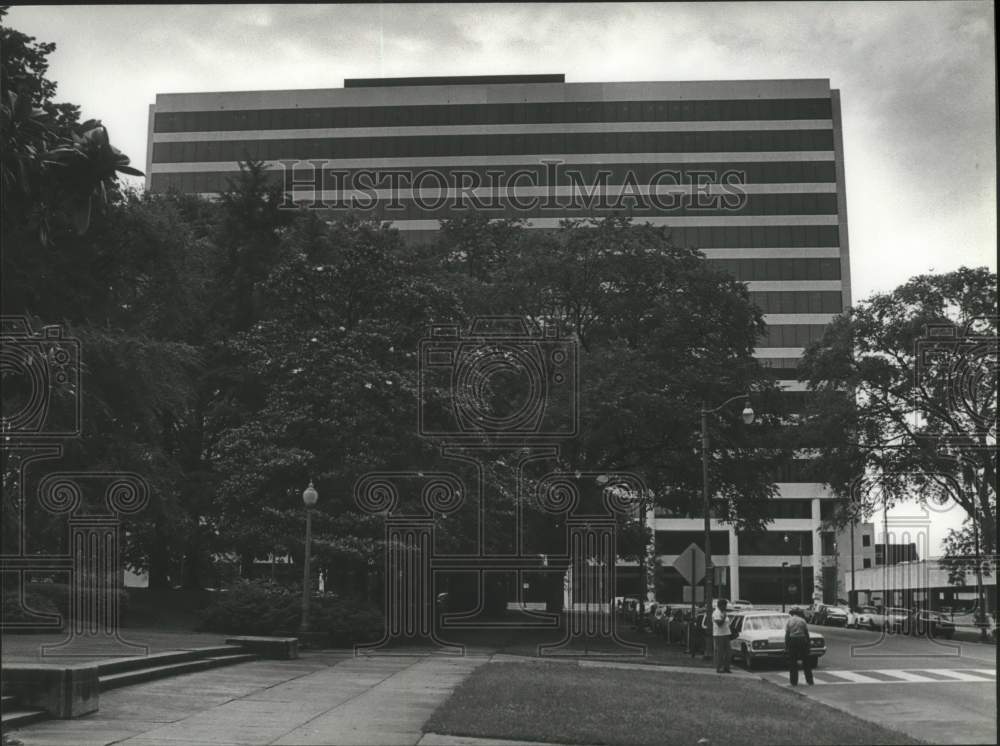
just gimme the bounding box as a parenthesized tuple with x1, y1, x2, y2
(711, 599, 732, 673)
(785, 607, 814, 685)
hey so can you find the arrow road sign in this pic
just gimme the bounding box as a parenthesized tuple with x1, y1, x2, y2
(673, 543, 706, 585)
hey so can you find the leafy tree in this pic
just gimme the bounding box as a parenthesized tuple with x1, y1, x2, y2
(1, 8, 140, 245)
(800, 267, 997, 562)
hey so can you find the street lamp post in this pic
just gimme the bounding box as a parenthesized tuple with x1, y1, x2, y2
(781, 562, 789, 613)
(849, 515, 856, 609)
(700, 394, 754, 657)
(301, 481, 319, 636)
(832, 540, 839, 603)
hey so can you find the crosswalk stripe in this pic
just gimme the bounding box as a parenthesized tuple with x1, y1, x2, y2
(822, 671, 886, 684)
(870, 670, 940, 683)
(926, 669, 996, 682)
(765, 669, 998, 686)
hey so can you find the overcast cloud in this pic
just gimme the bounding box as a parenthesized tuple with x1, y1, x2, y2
(6, 2, 996, 550)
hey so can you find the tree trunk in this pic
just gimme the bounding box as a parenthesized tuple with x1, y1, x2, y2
(147, 521, 171, 590)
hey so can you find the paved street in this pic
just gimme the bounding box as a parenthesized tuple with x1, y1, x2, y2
(750, 626, 998, 745)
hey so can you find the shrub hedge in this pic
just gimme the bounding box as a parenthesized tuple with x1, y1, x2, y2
(199, 579, 384, 646)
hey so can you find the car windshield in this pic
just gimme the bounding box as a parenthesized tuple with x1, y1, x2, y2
(742, 615, 788, 632)
(861, 606, 877, 613)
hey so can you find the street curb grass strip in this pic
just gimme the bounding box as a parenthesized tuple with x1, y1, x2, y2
(487, 653, 756, 677)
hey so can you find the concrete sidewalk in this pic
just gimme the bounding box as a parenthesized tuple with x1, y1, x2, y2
(5, 652, 488, 746)
(3, 647, 731, 746)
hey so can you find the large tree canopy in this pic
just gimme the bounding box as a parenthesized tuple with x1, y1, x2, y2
(800, 266, 997, 568)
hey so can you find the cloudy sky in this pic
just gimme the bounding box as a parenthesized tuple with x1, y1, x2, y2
(7, 2, 996, 553)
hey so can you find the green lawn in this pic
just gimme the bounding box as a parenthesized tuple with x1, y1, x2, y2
(425, 662, 924, 746)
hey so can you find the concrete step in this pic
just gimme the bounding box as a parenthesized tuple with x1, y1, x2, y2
(99, 652, 258, 691)
(97, 646, 246, 675)
(1, 708, 48, 729)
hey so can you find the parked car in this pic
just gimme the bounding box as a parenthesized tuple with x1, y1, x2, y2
(642, 601, 661, 630)
(651, 604, 672, 636)
(803, 602, 823, 623)
(662, 608, 688, 643)
(847, 605, 878, 629)
(729, 611, 827, 670)
(866, 606, 910, 632)
(622, 597, 641, 623)
(729, 599, 754, 612)
(818, 604, 849, 627)
(906, 608, 956, 639)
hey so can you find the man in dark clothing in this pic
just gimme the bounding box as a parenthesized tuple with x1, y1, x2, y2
(785, 607, 814, 686)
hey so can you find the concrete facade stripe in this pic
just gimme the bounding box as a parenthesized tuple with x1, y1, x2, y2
(151, 119, 836, 141)
(774, 483, 835, 498)
(753, 347, 806, 358)
(702, 247, 841, 258)
(152, 79, 833, 111)
(776, 380, 811, 392)
(763, 313, 838, 325)
(149, 151, 836, 172)
(746, 281, 842, 292)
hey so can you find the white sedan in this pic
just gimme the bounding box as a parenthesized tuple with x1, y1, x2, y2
(729, 611, 827, 670)
(847, 605, 879, 629)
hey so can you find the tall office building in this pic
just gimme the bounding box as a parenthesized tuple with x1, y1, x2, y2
(146, 74, 851, 604)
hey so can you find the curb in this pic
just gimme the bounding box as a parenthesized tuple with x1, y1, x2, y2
(487, 653, 753, 677)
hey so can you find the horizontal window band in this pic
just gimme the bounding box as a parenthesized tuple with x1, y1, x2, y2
(276, 195, 838, 218)
(152, 97, 834, 132)
(152, 119, 835, 141)
(149, 152, 836, 172)
(746, 280, 841, 291)
(748, 289, 844, 313)
(149, 162, 838, 191)
(151, 130, 836, 163)
(714, 260, 841, 281)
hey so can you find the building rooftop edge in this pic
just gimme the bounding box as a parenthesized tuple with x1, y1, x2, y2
(152, 78, 834, 102)
(344, 74, 566, 87)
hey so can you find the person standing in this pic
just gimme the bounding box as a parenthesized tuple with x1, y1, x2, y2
(785, 607, 814, 685)
(712, 599, 732, 673)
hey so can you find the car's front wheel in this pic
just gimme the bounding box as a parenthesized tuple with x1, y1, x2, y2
(809, 656, 819, 669)
(742, 645, 756, 670)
